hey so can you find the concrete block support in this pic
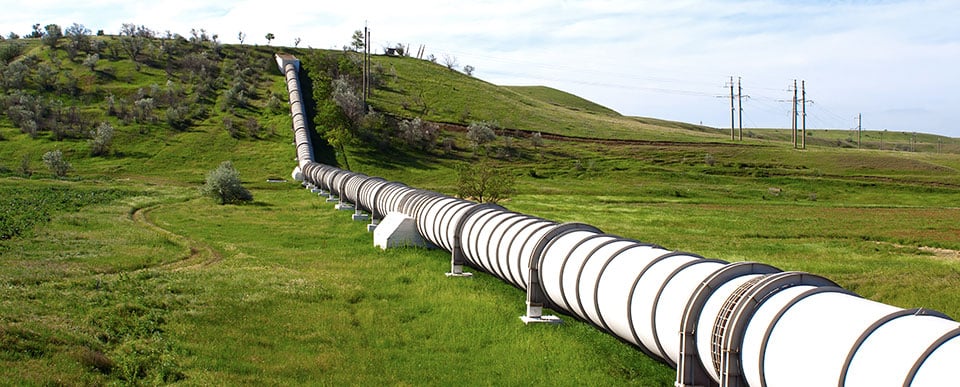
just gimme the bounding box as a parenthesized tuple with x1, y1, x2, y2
(374, 212, 431, 250)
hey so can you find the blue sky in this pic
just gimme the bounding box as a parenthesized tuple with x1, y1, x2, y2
(2, 0, 958, 137)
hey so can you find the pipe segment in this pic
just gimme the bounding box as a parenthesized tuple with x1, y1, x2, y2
(278, 54, 959, 387)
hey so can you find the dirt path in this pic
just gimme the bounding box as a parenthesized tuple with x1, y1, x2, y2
(130, 205, 223, 270)
(877, 241, 960, 262)
(919, 246, 960, 262)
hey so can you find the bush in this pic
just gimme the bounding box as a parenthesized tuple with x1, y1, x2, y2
(164, 105, 190, 130)
(455, 161, 515, 204)
(16, 154, 31, 177)
(531, 131, 544, 148)
(397, 117, 439, 151)
(200, 161, 253, 204)
(89, 122, 114, 156)
(42, 149, 71, 178)
(0, 42, 24, 63)
(467, 121, 497, 150)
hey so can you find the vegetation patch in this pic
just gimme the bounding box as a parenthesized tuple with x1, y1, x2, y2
(0, 183, 129, 240)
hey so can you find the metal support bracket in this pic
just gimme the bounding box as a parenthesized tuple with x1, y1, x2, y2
(521, 222, 602, 324)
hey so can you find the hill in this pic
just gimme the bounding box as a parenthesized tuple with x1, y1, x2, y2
(1, 34, 960, 385)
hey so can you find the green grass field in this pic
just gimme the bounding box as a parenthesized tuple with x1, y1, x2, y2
(2, 37, 959, 385)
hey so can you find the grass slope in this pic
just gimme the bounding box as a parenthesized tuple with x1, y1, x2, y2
(504, 85, 621, 116)
(367, 55, 725, 141)
(1, 37, 960, 385)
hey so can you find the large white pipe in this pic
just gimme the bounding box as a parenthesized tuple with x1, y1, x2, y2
(277, 54, 959, 387)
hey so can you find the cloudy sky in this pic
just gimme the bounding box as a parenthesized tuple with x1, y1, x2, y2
(2, 0, 958, 137)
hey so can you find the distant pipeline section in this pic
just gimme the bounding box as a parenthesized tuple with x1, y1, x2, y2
(276, 54, 959, 387)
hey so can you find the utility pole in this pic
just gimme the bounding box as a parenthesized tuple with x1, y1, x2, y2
(791, 80, 798, 148)
(729, 76, 735, 141)
(362, 24, 369, 112)
(857, 113, 862, 149)
(801, 80, 807, 149)
(738, 77, 743, 141)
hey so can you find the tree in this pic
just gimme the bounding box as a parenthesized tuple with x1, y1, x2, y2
(42, 24, 62, 49)
(294, 37, 301, 47)
(350, 30, 365, 51)
(64, 23, 91, 58)
(265, 32, 274, 45)
(463, 64, 475, 76)
(88, 122, 114, 156)
(119, 23, 151, 70)
(42, 149, 71, 178)
(29, 24, 42, 38)
(442, 54, 458, 70)
(331, 76, 365, 124)
(200, 161, 253, 204)
(237, 31, 246, 44)
(455, 162, 515, 203)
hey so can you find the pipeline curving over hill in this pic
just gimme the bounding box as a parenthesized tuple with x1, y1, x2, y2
(275, 54, 959, 387)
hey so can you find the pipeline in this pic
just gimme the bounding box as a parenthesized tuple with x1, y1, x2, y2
(276, 54, 959, 387)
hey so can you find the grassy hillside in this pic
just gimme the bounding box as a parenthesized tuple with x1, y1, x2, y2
(504, 85, 621, 116)
(366, 55, 729, 141)
(2, 35, 960, 385)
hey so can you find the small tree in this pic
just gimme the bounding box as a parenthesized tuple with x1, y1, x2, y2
(442, 54, 458, 70)
(463, 65, 475, 76)
(64, 23, 90, 58)
(265, 32, 274, 45)
(200, 161, 253, 205)
(350, 30, 365, 51)
(237, 31, 245, 44)
(42, 149, 71, 178)
(455, 162, 515, 204)
(42, 24, 62, 49)
(89, 122, 114, 156)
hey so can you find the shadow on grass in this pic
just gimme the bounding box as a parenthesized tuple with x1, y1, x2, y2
(351, 146, 440, 171)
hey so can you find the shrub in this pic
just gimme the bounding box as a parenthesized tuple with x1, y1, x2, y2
(0, 42, 24, 63)
(455, 161, 515, 204)
(133, 97, 155, 123)
(200, 161, 253, 205)
(467, 121, 497, 150)
(397, 117, 439, 151)
(164, 105, 190, 131)
(89, 122, 114, 156)
(82, 53, 99, 71)
(531, 131, 544, 148)
(42, 149, 71, 178)
(17, 154, 32, 177)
